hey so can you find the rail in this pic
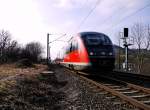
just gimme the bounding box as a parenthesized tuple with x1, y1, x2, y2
(65, 69, 150, 110)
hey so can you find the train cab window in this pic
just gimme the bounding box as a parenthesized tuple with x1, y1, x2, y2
(86, 36, 100, 45)
(102, 35, 112, 45)
(85, 34, 112, 45)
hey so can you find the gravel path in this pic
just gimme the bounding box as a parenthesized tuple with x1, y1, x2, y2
(52, 65, 126, 110)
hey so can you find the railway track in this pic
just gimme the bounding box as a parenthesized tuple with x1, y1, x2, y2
(65, 69, 150, 110)
(112, 71, 150, 88)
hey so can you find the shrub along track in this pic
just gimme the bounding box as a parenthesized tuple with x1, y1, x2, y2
(65, 68, 150, 110)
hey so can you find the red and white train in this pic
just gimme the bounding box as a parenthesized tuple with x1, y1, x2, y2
(57, 32, 115, 71)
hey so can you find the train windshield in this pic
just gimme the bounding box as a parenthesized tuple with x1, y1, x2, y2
(83, 34, 112, 45)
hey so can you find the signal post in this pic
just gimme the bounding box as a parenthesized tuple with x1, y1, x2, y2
(122, 28, 132, 71)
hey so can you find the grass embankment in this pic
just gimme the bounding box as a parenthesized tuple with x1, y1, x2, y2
(0, 64, 47, 79)
(0, 64, 67, 109)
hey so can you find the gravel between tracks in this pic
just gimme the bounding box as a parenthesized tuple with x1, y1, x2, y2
(53, 65, 128, 110)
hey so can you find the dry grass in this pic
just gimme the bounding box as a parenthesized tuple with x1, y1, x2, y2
(0, 64, 48, 79)
(0, 65, 67, 110)
(0, 63, 48, 93)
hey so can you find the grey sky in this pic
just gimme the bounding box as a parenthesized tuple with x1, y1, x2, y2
(0, 0, 150, 59)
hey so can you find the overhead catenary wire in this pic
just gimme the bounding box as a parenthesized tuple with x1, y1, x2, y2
(104, 2, 150, 32)
(75, 0, 101, 33)
(49, 34, 66, 43)
(91, 0, 130, 30)
(69, 1, 150, 43)
(68, 0, 101, 42)
(48, 1, 91, 45)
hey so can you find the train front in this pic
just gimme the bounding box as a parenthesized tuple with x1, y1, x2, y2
(81, 32, 115, 71)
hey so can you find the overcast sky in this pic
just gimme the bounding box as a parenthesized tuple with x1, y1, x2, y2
(0, 0, 150, 59)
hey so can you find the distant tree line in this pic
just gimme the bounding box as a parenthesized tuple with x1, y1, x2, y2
(0, 29, 43, 64)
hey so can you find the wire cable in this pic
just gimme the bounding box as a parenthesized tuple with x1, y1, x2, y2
(104, 2, 150, 32)
(75, 0, 101, 32)
(49, 34, 66, 43)
(91, 0, 128, 30)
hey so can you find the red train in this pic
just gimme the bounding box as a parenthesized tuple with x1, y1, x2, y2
(58, 32, 115, 71)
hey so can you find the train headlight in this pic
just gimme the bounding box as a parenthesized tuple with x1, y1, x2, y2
(101, 52, 105, 55)
(90, 52, 94, 55)
(109, 52, 113, 56)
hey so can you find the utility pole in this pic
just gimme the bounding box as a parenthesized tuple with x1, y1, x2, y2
(0, 37, 2, 60)
(124, 38, 128, 71)
(47, 33, 66, 65)
(123, 28, 129, 71)
(47, 33, 50, 64)
(148, 24, 149, 31)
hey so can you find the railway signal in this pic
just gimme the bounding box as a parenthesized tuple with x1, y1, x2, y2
(124, 28, 128, 37)
(122, 28, 133, 71)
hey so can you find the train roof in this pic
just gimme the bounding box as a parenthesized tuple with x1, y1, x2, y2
(79, 32, 107, 36)
(67, 32, 110, 42)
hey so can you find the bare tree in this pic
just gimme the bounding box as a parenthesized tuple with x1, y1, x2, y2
(145, 24, 150, 50)
(0, 30, 22, 63)
(0, 30, 11, 62)
(131, 23, 150, 73)
(6, 40, 21, 61)
(23, 42, 43, 62)
(0, 29, 44, 63)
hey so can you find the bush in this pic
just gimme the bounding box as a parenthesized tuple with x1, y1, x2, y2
(16, 59, 33, 68)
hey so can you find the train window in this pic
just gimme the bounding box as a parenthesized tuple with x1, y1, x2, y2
(103, 35, 112, 45)
(65, 43, 72, 54)
(71, 40, 78, 51)
(75, 41, 78, 50)
(71, 41, 75, 51)
(66, 46, 70, 54)
(85, 34, 112, 45)
(86, 36, 101, 45)
(73, 40, 78, 50)
(70, 43, 72, 52)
